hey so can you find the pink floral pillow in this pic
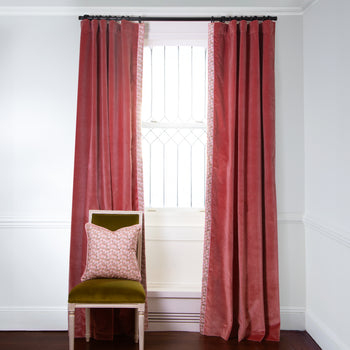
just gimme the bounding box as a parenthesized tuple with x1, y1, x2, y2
(81, 223, 141, 282)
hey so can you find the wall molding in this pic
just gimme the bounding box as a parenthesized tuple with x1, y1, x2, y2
(280, 306, 305, 331)
(301, 0, 319, 14)
(306, 310, 348, 350)
(0, 6, 306, 17)
(304, 216, 350, 248)
(0, 216, 70, 229)
(278, 212, 304, 224)
(0, 303, 305, 332)
(0, 211, 304, 237)
(0, 307, 67, 331)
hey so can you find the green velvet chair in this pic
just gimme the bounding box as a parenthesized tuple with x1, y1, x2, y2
(68, 210, 145, 350)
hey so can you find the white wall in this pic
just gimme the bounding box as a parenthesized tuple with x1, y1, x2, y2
(0, 9, 306, 332)
(304, 0, 350, 349)
(0, 14, 79, 329)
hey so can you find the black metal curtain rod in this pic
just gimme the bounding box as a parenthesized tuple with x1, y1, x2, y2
(79, 15, 277, 22)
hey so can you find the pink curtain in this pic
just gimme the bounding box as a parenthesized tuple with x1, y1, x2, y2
(69, 19, 145, 340)
(200, 20, 280, 342)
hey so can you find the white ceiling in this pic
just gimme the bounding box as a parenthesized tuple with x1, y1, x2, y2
(0, 0, 317, 11)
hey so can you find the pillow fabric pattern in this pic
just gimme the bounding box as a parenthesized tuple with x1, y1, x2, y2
(81, 223, 142, 282)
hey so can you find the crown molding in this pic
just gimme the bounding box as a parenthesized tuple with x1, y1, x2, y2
(0, 6, 305, 17)
(301, 0, 319, 14)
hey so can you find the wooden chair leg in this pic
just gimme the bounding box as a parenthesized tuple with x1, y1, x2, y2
(138, 308, 144, 350)
(134, 309, 139, 343)
(85, 308, 91, 342)
(68, 304, 75, 350)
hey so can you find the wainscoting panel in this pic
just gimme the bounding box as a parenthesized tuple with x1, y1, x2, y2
(0, 213, 306, 331)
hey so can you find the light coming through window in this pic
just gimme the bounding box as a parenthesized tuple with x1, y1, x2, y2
(141, 45, 208, 208)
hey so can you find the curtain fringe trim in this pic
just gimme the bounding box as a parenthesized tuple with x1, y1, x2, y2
(199, 22, 215, 335)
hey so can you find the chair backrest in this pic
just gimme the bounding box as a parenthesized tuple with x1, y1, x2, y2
(88, 210, 143, 270)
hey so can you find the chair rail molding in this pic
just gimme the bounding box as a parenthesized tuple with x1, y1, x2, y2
(0, 216, 70, 229)
(278, 212, 304, 224)
(304, 216, 350, 249)
(0, 211, 303, 231)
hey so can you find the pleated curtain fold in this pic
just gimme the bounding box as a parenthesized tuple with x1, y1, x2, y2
(200, 20, 280, 342)
(69, 19, 145, 340)
(69, 17, 279, 343)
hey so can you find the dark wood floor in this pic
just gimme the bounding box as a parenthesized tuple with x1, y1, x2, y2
(0, 331, 321, 350)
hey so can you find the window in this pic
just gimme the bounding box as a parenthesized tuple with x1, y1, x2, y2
(141, 44, 208, 208)
(141, 24, 207, 291)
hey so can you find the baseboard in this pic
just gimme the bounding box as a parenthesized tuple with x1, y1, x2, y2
(306, 310, 349, 350)
(280, 307, 305, 330)
(0, 304, 305, 332)
(0, 307, 67, 331)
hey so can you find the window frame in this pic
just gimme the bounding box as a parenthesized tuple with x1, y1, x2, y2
(142, 22, 208, 219)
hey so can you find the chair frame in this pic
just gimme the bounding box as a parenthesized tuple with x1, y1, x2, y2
(68, 210, 145, 350)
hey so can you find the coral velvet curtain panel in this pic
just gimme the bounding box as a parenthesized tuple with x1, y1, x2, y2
(200, 20, 280, 342)
(69, 19, 145, 340)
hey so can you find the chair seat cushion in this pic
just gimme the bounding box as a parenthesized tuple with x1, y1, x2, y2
(68, 279, 146, 304)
